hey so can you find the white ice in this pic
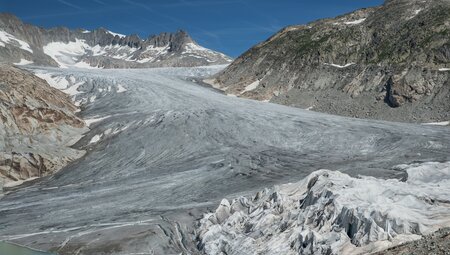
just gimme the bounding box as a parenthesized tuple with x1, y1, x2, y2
(13, 59, 33, 65)
(43, 39, 90, 68)
(198, 161, 450, 255)
(116, 84, 127, 93)
(34, 72, 69, 90)
(182, 42, 232, 62)
(0, 30, 33, 53)
(89, 134, 101, 144)
(423, 121, 450, 126)
(344, 18, 366, 25)
(241, 80, 260, 94)
(62, 81, 85, 96)
(84, 116, 111, 127)
(325, 62, 355, 68)
(107, 30, 126, 38)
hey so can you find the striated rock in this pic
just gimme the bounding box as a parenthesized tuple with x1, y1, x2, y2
(0, 64, 87, 189)
(211, 0, 450, 123)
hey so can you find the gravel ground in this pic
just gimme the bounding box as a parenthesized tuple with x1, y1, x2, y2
(373, 228, 450, 255)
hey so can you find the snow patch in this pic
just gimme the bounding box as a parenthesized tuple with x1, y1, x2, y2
(184, 42, 209, 53)
(107, 30, 126, 38)
(43, 40, 105, 68)
(73, 61, 101, 69)
(344, 18, 366, 25)
(0, 30, 33, 53)
(43, 39, 90, 68)
(13, 59, 33, 66)
(136, 57, 154, 63)
(34, 72, 69, 90)
(413, 9, 422, 15)
(116, 84, 127, 93)
(89, 134, 101, 144)
(62, 81, 85, 96)
(325, 62, 355, 68)
(2, 177, 39, 189)
(84, 116, 111, 127)
(137, 44, 170, 63)
(182, 42, 232, 62)
(241, 80, 260, 94)
(407, 9, 422, 20)
(423, 121, 450, 126)
(439, 68, 450, 72)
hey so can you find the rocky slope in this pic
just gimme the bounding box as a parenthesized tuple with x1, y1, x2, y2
(373, 227, 450, 255)
(197, 162, 450, 255)
(0, 13, 232, 69)
(0, 65, 87, 190)
(209, 0, 450, 123)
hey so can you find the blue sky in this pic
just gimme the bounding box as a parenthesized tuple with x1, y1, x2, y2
(1, 0, 383, 57)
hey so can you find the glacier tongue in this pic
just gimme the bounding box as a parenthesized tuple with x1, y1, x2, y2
(197, 162, 450, 255)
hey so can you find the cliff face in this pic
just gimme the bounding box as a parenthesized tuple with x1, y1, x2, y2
(211, 0, 450, 123)
(0, 65, 87, 188)
(0, 14, 232, 69)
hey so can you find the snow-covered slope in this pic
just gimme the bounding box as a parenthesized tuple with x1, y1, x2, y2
(0, 14, 232, 68)
(0, 30, 33, 53)
(40, 36, 231, 69)
(198, 162, 450, 255)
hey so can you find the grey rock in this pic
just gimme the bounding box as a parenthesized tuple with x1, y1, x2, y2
(0, 13, 232, 68)
(211, 0, 450, 123)
(372, 227, 450, 255)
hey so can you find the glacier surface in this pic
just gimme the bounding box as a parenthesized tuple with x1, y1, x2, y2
(198, 162, 450, 255)
(0, 66, 449, 254)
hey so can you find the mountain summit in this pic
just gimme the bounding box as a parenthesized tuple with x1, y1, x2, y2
(0, 13, 232, 68)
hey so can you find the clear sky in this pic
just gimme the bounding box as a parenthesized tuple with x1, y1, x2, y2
(1, 0, 383, 57)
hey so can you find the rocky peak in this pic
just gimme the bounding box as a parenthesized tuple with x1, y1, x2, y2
(0, 13, 21, 27)
(0, 13, 232, 68)
(145, 30, 193, 50)
(170, 30, 194, 52)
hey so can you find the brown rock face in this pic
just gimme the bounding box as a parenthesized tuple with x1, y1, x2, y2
(0, 64, 87, 188)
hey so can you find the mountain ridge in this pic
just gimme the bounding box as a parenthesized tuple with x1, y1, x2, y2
(208, 0, 450, 123)
(0, 13, 232, 68)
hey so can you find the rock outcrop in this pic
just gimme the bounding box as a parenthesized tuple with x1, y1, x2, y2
(0, 13, 232, 69)
(210, 0, 450, 123)
(0, 65, 87, 189)
(373, 227, 450, 255)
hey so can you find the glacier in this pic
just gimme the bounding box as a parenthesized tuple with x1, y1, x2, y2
(0, 66, 449, 254)
(197, 162, 450, 255)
